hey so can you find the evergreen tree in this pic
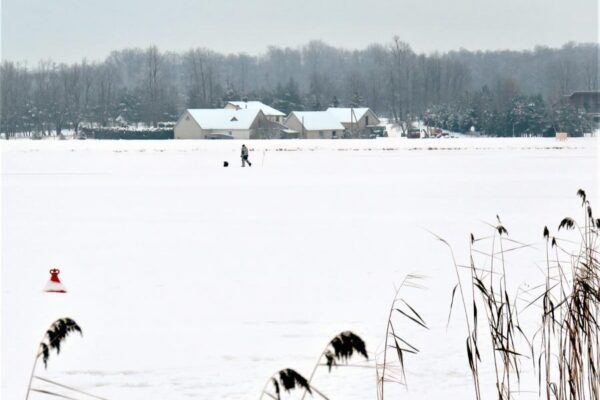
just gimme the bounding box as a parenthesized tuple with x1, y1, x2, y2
(550, 100, 589, 137)
(350, 91, 363, 108)
(507, 95, 548, 136)
(222, 86, 240, 102)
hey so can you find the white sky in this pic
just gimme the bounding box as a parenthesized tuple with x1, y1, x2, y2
(2, 0, 598, 64)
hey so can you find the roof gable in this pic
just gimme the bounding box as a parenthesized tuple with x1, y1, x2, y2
(227, 101, 285, 117)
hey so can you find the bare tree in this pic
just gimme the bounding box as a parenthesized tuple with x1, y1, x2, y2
(1, 40, 597, 137)
(144, 45, 161, 127)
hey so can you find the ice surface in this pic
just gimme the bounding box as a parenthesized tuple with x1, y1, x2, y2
(1, 137, 598, 399)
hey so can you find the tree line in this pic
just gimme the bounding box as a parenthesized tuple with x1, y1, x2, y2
(424, 91, 593, 137)
(1, 39, 597, 138)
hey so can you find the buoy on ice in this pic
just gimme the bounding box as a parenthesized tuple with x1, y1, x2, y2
(44, 268, 67, 293)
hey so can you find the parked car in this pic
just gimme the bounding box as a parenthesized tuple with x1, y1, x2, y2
(407, 128, 421, 138)
(368, 125, 388, 138)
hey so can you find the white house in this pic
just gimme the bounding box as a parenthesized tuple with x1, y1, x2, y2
(224, 101, 286, 123)
(174, 109, 269, 139)
(284, 111, 345, 139)
(326, 107, 380, 132)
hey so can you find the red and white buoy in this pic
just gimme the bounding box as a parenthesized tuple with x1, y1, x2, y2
(44, 268, 67, 293)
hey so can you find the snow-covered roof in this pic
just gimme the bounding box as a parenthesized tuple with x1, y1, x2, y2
(226, 101, 285, 117)
(289, 111, 345, 131)
(186, 109, 262, 130)
(326, 108, 373, 123)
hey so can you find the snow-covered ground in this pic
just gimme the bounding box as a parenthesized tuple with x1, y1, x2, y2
(1, 137, 598, 399)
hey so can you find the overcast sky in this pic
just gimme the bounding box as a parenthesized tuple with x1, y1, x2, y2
(2, 0, 598, 64)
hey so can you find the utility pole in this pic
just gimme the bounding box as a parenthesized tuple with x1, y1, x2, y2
(351, 108, 357, 138)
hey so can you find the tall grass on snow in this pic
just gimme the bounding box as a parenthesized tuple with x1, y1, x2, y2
(260, 368, 330, 400)
(376, 274, 428, 400)
(436, 217, 536, 399)
(438, 189, 600, 400)
(260, 275, 426, 400)
(536, 189, 600, 400)
(300, 331, 369, 400)
(25, 318, 83, 399)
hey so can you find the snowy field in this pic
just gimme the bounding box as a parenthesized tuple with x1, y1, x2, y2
(1, 137, 598, 400)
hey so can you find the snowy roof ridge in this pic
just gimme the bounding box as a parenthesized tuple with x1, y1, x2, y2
(186, 109, 262, 130)
(289, 111, 345, 131)
(227, 101, 285, 117)
(326, 107, 371, 123)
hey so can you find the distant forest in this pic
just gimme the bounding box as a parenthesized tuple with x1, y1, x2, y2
(1, 38, 598, 138)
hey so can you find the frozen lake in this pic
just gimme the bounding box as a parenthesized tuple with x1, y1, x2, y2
(1, 137, 598, 399)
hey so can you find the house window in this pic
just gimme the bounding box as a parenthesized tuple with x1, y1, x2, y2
(319, 130, 324, 138)
(229, 131, 232, 135)
(332, 131, 337, 138)
(186, 116, 190, 121)
(365, 116, 369, 125)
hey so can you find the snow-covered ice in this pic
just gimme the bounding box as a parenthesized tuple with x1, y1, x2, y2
(1, 137, 598, 399)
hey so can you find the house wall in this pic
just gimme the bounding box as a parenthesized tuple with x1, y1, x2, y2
(249, 112, 271, 139)
(340, 109, 381, 131)
(284, 114, 342, 139)
(284, 114, 304, 135)
(569, 93, 600, 114)
(267, 115, 283, 123)
(305, 129, 341, 139)
(174, 112, 204, 139)
(362, 109, 381, 126)
(207, 129, 251, 140)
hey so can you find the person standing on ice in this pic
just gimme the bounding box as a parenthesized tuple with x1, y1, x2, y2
(241, 144, 252, 167)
